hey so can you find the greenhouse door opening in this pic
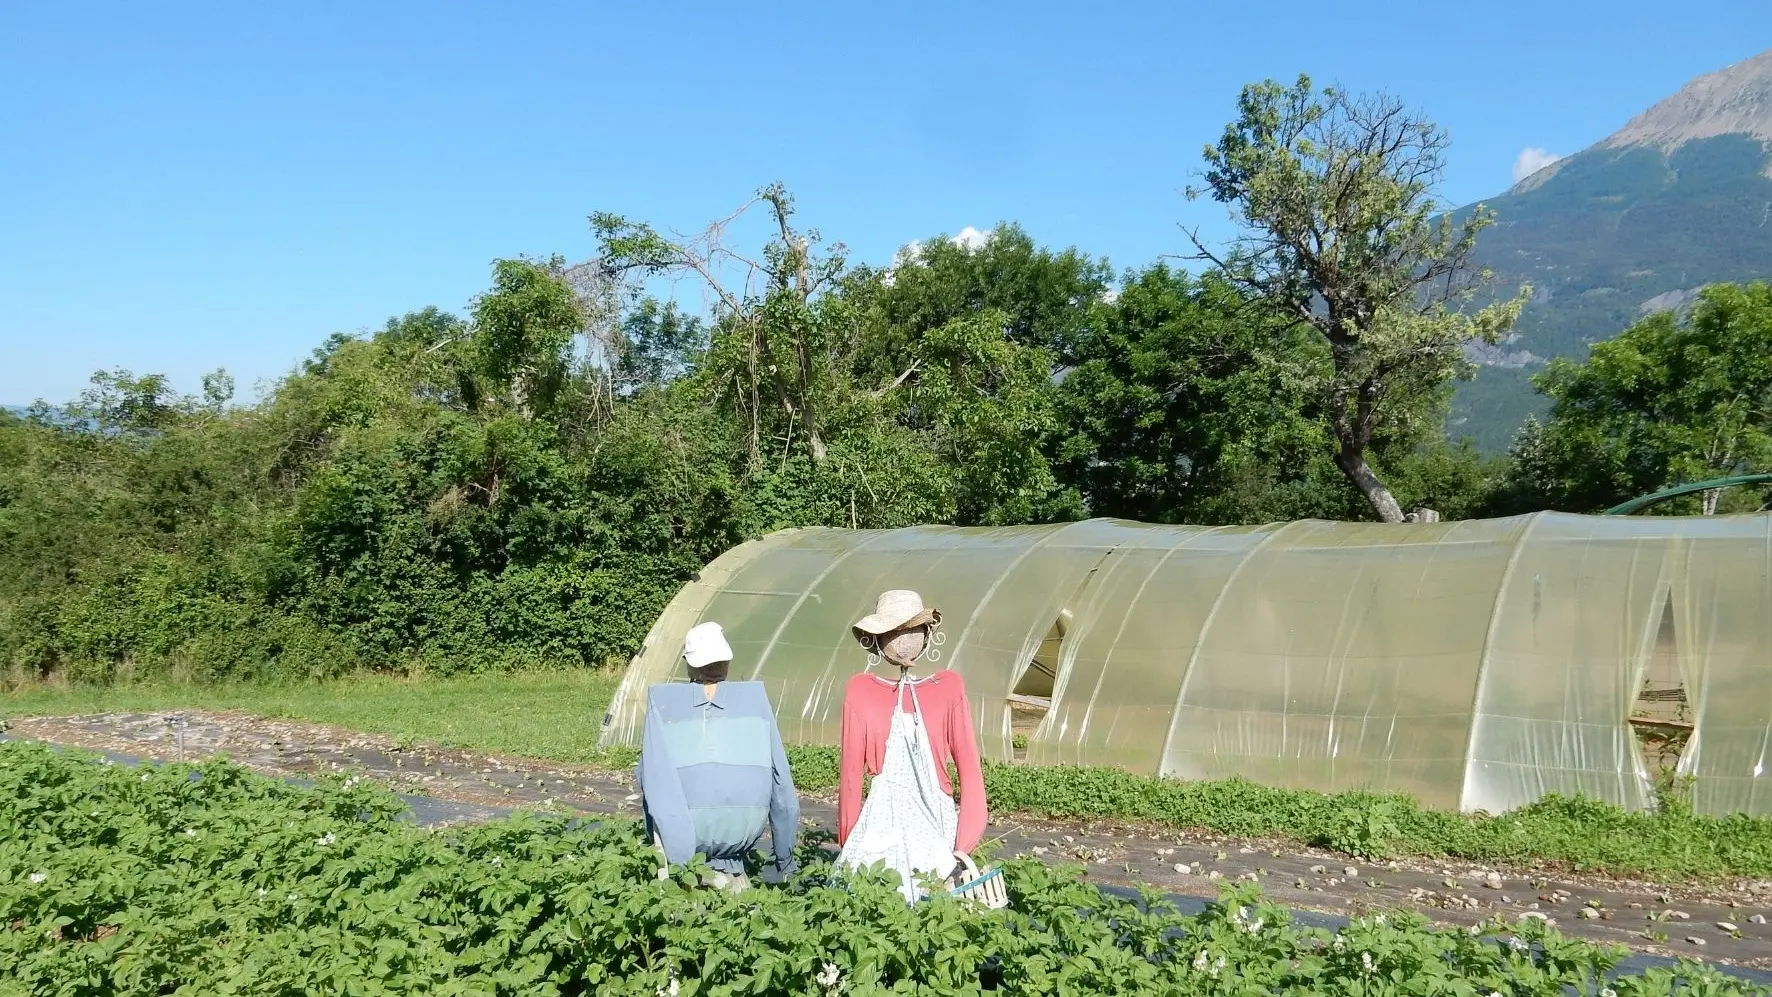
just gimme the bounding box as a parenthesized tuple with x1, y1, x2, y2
(1629, 596, 1692, 776)
(1006, 615, 1063, 762)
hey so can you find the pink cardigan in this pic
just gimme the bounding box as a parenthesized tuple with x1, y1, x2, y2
(836, 669, 987, 854)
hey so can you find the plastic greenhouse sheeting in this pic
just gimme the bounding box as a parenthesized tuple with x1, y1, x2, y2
(600, 513, 1772, 815)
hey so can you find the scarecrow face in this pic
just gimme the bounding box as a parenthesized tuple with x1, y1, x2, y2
(879, 626, 928, 666)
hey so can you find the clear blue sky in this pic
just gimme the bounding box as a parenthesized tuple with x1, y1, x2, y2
(3, 1, 1768, 405)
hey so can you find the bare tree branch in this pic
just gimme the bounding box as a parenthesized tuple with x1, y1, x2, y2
(872, 360, 923, 397)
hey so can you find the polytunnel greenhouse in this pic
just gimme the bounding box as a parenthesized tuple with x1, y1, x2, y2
(601, 513, 1772, 816)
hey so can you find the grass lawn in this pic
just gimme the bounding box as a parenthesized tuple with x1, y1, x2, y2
(1, 670, 623, 765)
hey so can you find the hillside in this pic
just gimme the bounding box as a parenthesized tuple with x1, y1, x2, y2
(1450, 48, 1772, 452)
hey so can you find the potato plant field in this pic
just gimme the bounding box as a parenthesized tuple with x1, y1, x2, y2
(1, 741, 1766, 996)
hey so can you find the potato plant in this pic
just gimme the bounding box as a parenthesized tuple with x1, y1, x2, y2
(0, 741, 1760, 996)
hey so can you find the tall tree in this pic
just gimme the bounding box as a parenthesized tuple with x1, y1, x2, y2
(852, 223, 1114, 373)
(611, 298, 705, 393)
(1501, 282, 1772, 515)
(592, 184, 851, 464)
(469, 258, 585, 421)
(1187, 76, 1527, 522)
(844, 224, 1101, 524)
(1055, 264, 1360, 524)
(898, 308, 1081, 525)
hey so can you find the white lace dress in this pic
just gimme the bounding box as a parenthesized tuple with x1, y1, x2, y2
(836, 679, 958, 903)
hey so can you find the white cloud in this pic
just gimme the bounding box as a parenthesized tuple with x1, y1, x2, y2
(895, 228, 992, 261)
(951, 226, 991, 251)
(1511, 147, 1563, 183)
(891, 241, 923, 267)
(883, 227, 993, 285)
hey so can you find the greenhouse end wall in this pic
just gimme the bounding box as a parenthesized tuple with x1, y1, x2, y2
(600, 513, 1772, 816)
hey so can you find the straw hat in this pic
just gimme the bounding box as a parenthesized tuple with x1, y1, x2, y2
(683, 621, 734, 669)
(851, 590, 941, 645)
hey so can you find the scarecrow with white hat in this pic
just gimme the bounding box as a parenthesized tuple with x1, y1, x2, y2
(835, 590, 989, 904)
(636, 621, 799, 891)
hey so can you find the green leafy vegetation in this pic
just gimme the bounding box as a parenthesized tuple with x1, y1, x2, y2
(1186, 75, 1528, 521)
(2, 75, 1772, 877)
(1495, 282, 1772, 515)
(1456, 134, 1772, 449)
(3, 740, 1759, 996)
(0, 180, 1502, 685)
(974, 765, 1772, 880)
(15, 676, 1772, 881)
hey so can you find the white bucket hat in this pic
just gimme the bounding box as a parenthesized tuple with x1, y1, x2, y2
(683, 621, 734, 669)
(851, 590, 941, 645)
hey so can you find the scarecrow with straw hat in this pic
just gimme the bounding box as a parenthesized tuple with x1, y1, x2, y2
(835, 590, 990, 904)
(636, 621, 800, 892)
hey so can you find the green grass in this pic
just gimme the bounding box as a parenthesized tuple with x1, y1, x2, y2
(12, 672, 1772, 882)
(1, 671, 623, 764)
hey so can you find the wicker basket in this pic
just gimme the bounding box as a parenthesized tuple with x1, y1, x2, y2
(946, 852, 1009, 909)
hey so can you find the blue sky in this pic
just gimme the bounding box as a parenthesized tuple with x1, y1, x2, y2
(2, 2, 1768, 405)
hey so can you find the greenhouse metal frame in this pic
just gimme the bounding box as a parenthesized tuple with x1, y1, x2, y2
(602, 513, 1772, 815)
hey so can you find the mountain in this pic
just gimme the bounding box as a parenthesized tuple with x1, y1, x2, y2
(1450, 48, 1772, 451)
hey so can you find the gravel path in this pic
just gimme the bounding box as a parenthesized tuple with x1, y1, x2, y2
(9, 709, 1772, 978)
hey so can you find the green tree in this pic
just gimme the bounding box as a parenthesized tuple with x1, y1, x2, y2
(900, 309, 1082, 525)
(612, 298, 705, 392)
(257, 272, 665, 673)
(1187, 75, 1528, 522)
(0, 366, 288, 681)
(851, 223, 1114, 374)
(592, 184, 851, 464)
(0, 256, 747, 682)
(1500, 282, 1772, 515)
(843, 225, 1100, 525)
(588, 186, 945, 531)
(590, 189, 1092, 531)
(1055, 265, 1359, 524)
(469, 257, 585, 420)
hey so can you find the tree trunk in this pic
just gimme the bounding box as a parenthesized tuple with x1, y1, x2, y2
(1334, 447, 1405, 523)
(1703, 488, 1722, 516)
(795, 338, 825, 464)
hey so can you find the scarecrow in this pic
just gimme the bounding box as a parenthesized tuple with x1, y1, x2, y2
(637, 621, 799, 891)
(835, 590, 992, 904)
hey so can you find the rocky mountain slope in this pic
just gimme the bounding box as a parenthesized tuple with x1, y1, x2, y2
(1452, 48, 1772, 451)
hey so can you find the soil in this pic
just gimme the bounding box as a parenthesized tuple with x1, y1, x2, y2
(11, 709, 1772, 970)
